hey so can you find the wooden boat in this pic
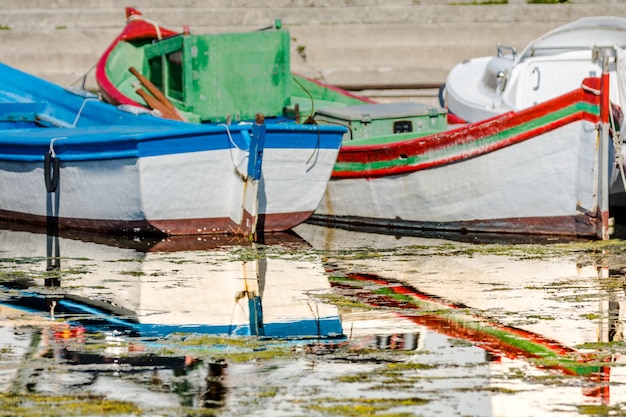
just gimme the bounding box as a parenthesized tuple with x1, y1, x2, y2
(441, 16, 626, 123)
(95, 7, 370, 124)
(0, 62, 346, 237)
(439, 15, 626, 209)
(96, 8, 616, 239)
(313, 75, 615, 239)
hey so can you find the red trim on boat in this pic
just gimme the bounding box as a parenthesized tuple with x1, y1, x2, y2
(332, 84, 601, 179)
(95, 7, 178, 108)
(0, 209, 314, 236)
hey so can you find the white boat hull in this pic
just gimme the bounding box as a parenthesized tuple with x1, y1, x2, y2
(313, 78, 611, 238)
(0, 139, 341, 235)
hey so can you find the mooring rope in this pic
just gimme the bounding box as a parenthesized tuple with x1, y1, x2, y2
(219, 123, 250, 180)
(44, 137, 66, 193)
(125, 13, 162, 40)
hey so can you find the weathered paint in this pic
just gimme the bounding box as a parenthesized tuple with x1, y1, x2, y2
(332, 87, 600, 178)
(0, 208, 316, 236)
(0, 61, 346, 236)
(311, 213, 598, 237)
(313, 78, 610, 238)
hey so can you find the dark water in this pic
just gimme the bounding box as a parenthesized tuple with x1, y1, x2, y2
(1, 221, 626, 416)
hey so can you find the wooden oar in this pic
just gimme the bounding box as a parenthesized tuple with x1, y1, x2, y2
(129, 66, 184, 121)
(135, 88, 181, 120)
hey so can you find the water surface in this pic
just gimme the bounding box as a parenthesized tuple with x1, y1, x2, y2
(1, 222, 626, 416)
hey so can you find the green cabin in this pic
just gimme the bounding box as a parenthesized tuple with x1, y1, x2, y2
(106, 27, 366, 123)
(104, 23, 449, 144)
(315, 102, 448, 145)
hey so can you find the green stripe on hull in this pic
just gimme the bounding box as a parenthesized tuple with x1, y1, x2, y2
(333, 103, 599, 174)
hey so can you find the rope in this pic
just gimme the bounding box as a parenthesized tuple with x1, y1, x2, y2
(219, 123, 250, 180)
(305, 128, 322, 168)
(66, 63, 96, 89)
(306, 301, 322, 339)
(48, 137, 65, 158)
(292, 76, 316, 124)
(609, 111, 626, 195)
(291, 77, 332, 166)
(45, 136, 66, 193)
(72, 96, 99, 127)
(125, 13, 162, 40)
(50, 300, 56, 320)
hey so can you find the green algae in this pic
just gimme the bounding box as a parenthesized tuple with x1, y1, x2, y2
(160, 334, 300, 363)
(0, 393, 140, 417)
(306, 396, 429, 416)
(581, 313, 601, 320)
(578, 403, 626, 416)
(118, 270, 145, 277)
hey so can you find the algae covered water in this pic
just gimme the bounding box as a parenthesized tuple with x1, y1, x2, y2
(1, 221, 626, 416)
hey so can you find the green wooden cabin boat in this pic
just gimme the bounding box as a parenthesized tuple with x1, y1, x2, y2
(96, 7, 448, 146)
(96, 8, 377, 125)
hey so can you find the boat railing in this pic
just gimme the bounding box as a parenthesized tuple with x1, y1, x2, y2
(521, 44, 626, 60)
(496, 44, 517, 59)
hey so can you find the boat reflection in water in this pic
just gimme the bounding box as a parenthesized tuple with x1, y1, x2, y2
(0, 222, 349, 409)
(296, 223, 626, 411)
(0, 222, 345, 340)
(4, 221, 626, 415)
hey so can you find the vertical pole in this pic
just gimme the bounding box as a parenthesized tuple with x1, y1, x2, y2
(248, 296, 265, 336)
(240, 114, 265, 240)
(248, 113, 266, 181)
(598, 48, 612, 240)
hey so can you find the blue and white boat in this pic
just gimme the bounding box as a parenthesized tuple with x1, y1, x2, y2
(0, 62, 345, 236)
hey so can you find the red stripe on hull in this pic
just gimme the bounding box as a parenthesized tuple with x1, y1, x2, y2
(334, 85, 600, 179)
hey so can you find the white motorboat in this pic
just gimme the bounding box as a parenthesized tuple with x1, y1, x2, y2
(442, 16, 626, 123)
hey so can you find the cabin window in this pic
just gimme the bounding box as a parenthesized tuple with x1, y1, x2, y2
(393, 120, 413, 134)
(166, 51, 184, 101)
(148, 57, 164, 91)
(148, 51, 184, 102)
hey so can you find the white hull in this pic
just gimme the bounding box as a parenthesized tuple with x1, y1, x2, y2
(0, 137, 340, 235)
(315, 120, 601, 236)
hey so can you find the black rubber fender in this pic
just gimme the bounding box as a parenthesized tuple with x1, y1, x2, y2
(44, 151, 60, 193)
